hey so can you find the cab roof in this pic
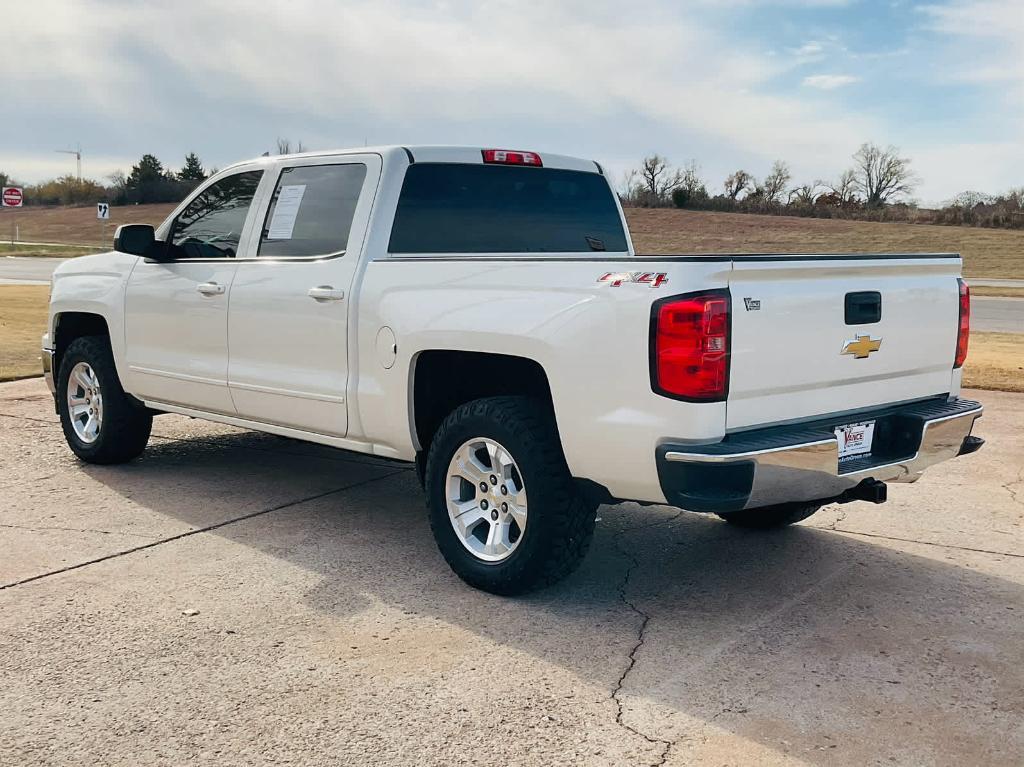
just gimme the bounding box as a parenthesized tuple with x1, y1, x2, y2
(225, 145, 603, 175)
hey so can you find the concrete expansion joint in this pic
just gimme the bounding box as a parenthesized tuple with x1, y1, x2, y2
(829, 528, 1024, 559)
(0, 523, 156, 540)
(0, 411, 53, 425)
(609, 510, 684, 767)
(0, 409, 409, 472)
(0, 469, 407, 591)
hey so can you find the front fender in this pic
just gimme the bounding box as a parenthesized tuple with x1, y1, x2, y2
(49, 251, 137, 383)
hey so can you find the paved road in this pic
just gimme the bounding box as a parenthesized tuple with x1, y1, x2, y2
(0, 256, 70, 285)
(3, 257, 1020, 332)
(974, 296, 1024, 333)
(1, 377, 1022, 766)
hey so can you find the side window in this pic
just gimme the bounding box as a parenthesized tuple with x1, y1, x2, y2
(170, 171, 263, 259)
(258, 164, 367, 258)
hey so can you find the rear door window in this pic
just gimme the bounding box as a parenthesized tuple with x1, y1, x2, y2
(389, 164, 628, 254)
(259, 163, 367, 258)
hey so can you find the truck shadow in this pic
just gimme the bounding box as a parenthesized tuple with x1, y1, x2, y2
(84, 428, 1024, 764)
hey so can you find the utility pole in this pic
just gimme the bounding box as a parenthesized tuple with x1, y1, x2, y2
(56, 143, 82, 180)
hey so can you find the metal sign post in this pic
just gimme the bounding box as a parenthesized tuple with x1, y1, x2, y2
(97, 202, 110, 246)
(2, 186, 23, 245)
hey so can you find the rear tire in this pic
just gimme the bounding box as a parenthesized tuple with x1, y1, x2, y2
(716, 502, 822, 529)
(425, 396, 596, 595)
(57, 336, 152, 464)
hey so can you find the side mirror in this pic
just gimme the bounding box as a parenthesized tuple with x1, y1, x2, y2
(113, 224, 157, 257)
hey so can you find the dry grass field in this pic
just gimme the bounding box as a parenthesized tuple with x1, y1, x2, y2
(0, 203, 175, 247)
(625, 209, 1024, 279)
(2, 204, 1023, 278)
(962, 333, 1024, 392)
(972, 286, 1024, 298)
(1, 243, 102, 258)
(0, 286, 49, 381)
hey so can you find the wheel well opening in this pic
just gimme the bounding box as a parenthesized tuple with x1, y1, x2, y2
(53, 313, 110, 373)
(412, 351, 555, 454)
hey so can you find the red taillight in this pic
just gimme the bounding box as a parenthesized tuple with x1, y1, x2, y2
(651, 291, 731, 401)
(481, 149, 543, 167)
(954, 278, 970, 369)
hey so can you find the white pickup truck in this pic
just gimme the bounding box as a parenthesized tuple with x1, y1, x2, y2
(43, 145, 984, 594)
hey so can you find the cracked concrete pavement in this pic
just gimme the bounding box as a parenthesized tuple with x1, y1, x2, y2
(1, 377, 1022, 766)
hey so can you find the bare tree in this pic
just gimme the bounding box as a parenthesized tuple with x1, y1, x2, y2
(619, 168, 640, 200)
(106, 170, 128, 203)
(679, 160, 705, 196)
(638, 154, 684, 204)
(724, 170, 755, 200)
(669, 160, 710, 208)
(275, 137, 307, 155)
(947, 190, 995, 209)
(789, 182, 823, 206)
(852, 143, 916, 207)
(825, 168, 858, 205)
(760, 161, 791, 205)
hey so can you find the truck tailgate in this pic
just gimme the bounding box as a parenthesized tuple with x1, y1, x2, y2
(726, 256, 961, 430)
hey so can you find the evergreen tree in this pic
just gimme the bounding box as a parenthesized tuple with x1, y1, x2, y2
(125, 154, 182, 204)
(178, 152, 206, 182)
(127, 154, 168, 188)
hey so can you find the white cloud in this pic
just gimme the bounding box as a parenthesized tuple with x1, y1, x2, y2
(802, 74, 861, 89)
(918, 1, 1024, 96)
(696, 0, 851, 5)
(3, 0, 879, 184)
(790, 40, 825, 58)
(1, 0, 1018, 203)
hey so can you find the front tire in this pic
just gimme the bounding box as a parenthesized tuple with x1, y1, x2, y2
(716, 501, 822, 529)
(57, 336, 152, 464)
(425, 396, 596, 595)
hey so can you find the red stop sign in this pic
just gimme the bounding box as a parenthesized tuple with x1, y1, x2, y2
(2, 187, 23, 207)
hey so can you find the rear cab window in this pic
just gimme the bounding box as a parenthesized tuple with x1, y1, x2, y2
(389, 164, 628, 254)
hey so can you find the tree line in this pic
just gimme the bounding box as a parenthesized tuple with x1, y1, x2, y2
(0, 152, 209, 207)
(621, 142, 1024, 229)
(0, 138, 306, 207)
(5, 139, 1020, 229)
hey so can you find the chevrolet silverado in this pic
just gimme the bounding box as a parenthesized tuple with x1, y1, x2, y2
(42, 145, 984, 594)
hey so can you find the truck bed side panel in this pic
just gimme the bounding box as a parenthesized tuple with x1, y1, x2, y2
(354, 258, 731, 503)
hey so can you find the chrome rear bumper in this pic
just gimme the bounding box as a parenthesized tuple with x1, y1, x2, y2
(656, 397, 983, 513)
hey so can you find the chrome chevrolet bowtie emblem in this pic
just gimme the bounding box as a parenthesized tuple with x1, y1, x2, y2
(842, 334, 882, 359)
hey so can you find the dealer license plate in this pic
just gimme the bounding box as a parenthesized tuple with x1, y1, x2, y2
(835, 421, 875, 459)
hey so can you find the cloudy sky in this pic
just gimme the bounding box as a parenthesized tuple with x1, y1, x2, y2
(4, 0, 1022, 204)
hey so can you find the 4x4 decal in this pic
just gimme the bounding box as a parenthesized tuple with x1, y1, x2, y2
(597, 271, 669, 288)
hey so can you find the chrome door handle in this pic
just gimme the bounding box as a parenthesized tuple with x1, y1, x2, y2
(196, 282, 226, 296)
(308, 286, 345, 301)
